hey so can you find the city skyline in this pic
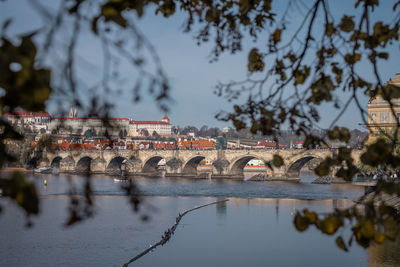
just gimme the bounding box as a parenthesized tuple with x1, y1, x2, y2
(1, 1, 399, 130)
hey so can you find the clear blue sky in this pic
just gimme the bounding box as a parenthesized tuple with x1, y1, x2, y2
(1, 0, 399, 130)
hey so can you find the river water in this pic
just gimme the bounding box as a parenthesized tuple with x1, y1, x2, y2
(0, 173, 399, 266)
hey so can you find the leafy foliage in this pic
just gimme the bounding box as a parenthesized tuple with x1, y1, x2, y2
(294, 179, 400, 250)
(0, 172, 39, 226)
(36, 134, 53, 152)
(0, 0, 400, 251)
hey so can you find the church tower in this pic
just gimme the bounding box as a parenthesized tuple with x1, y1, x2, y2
(162, 114, 170, 124)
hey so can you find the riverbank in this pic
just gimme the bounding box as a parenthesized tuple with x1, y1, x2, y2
(0, 167, 33, 177)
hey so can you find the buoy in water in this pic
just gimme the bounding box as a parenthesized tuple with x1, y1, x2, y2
(44, 179, 47, 186)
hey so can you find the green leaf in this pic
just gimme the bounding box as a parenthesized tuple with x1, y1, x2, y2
(272, 29, 281, 43)
(205, 9, 214, 23)
(0, 34, 52, 112)
(374, 232, 385, 244)
(360, 220, 375, 239)
(360, 139, 392, 167)
(325, 23, 335, 36)
(91, 16, 100, 35)
(294, 212, 310, 232)
(304, 209, 317, 224)
(0, 171, 39, 216)
(377, 52, 389, 60)
(100, 4, 127, 28)
(328, 127, 350, 143)
(272, 154, 284, 167)
(339, 16, 355, 33)
(294, 66, 310, 85)
(247, 48, 264, 72)
(315, 160, 331, 176)
(344, 53, 361, 64)
(336, 236, 348, 251)
(317, 215, 342, 235)
(307, 74, 335, 104)
(158, 0, 176, 18)
(383, 217, 398, 240)
(101, 6, 118, 17)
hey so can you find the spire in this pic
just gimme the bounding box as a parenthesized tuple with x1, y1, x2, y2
(162, 114, 170, 123)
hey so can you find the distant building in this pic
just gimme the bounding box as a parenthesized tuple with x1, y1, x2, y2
(246, 158, 265, 166)
(177, 139, 215, 149)
(367, 73, 400, 141)
(222, 127, 232, 133)
(254, 140, 286, 149)
(48, 107, 130, 137)
(49, 117, 130, 137)
(293, 142, 303, 149)
(3, 110, 51, 133)
(128, 115, 171, 136)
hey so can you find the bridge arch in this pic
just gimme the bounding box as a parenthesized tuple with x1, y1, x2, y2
(106, 156, 127, 175)
(182, 156, 206, 175)
(286, 155, 322, 177)
(230, 155, 267, 176)
(76, 156, 93, 173)
(142, 156, 165, 173)
(27, 156, 40, 168)
(50, 156, 63, 168)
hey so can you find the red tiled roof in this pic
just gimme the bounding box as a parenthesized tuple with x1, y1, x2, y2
(33, 112, 51, 117)
(177, 140, 215, 148)
(4, 111, 50, 117)
(163, 114, 169, 120)
(54, 117, 129, 121)
(256, 141, 276, 146)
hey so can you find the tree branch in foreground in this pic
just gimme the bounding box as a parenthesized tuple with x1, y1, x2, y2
(122, 199, 230, 267)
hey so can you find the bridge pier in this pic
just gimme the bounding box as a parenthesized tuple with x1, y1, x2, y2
(38, 157, 50, 168)
(60, 156, 75, 172)
(125, 159, 142, 174)
(91, 157, 106, 173)
(165, 165, 182, 175)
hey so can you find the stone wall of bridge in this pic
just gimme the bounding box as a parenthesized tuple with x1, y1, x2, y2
(42, 149, 360, 179)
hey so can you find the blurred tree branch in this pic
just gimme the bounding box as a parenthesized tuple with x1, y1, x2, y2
(0, 0, 399, 251)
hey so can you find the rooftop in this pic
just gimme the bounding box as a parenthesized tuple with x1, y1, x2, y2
(54, 117, 130, 121)
(4, 111, 50, 117)
(130, 120, 170, 125)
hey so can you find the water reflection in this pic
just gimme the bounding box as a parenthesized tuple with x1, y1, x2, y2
(370, 233, 400, 267)
(216, 197, 227, 218)
(2, 175, 398, 266)
(1, 193, 399, 266)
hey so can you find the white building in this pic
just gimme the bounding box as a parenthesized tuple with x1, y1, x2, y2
(3, 110, 51, 133)
(128, 115, 171, 136)
(49, 117, 130, 137)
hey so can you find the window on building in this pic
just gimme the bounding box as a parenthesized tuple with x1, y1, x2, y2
(370, 112, 377, 123)
(380, 111, 389, 123)
(397, 113, 400, 123)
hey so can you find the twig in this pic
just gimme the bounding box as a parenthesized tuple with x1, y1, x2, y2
(122, 199, 230, 267)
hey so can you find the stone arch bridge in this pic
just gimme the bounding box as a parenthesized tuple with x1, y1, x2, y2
(40, 149, 363, 180)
